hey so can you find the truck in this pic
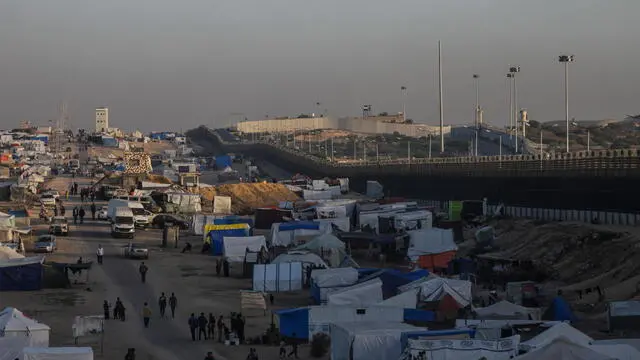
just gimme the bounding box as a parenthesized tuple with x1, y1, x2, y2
(110, 207, 135, 239)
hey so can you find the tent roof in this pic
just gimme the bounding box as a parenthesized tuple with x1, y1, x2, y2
(294, 233, 345, 252)
(272, 251, 328, 268)
(517, 337, 613, 360)
(414, 277, 472, 307)
(0, 336, 29, 360)
(0, 256, 44, 268)
(522, 322, 593, 350)
(0, 307, 50, 332)
(474, 300, 541, 320)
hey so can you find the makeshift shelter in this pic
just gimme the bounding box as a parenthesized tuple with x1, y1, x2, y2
(606, 300, 640, 332)
(272, 251, 327, 268)
(590, 344, 640, 360)
(310, 267, 359, 304)
(22, 347, 94, 360)
(517, 337, 612, 360)
(520, 322, 593, 351)
(542, 296, 577, 322)
(401, 335, 520, 360)
(222, 235, 266, 262)
(474, 300, 541, 320)
(0, 256, 44, 291)
(406, 228, 457, 270)
(270, 221, 331, 247)
(294, 233, 345, 267)
(377, 288, 420, 309)
(0, 336, 28, 360)
(327, 278, 383, 307)
(330, 321, 424, 360)
(0, 307, 50, 347)
(274, 308, 309, 339)
(205, 224, 250, 255)
(254, 208, 292, 230)
(252, 262, 303, 292)
(313, 217, 350, 232)
(393, 210, 433, 231)
(414, 277, 473, 308)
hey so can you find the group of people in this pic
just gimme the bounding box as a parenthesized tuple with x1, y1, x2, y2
(185, 312, 246, 344)
(71, 203, 98, 224)
(103, 297, 127, 321)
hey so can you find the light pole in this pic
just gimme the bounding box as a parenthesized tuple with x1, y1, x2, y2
(559, 55, 575, 153)
(401, 86, 407, 123)
(473, 74, 479, 156)
(438, 41, 444, 153)
(506, 74, 514, 139)
(509, 66, 521, 152)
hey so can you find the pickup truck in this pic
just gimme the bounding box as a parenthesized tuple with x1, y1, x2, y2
(33, 235, 57, 253)
(121, 243, 149, 259)
(49, 216, 69, 236)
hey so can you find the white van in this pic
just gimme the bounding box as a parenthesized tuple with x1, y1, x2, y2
(128, 201, 153, 228)
(111, 207, 135, 238)
(107, 199, 131, 221)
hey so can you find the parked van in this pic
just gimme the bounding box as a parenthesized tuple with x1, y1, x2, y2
(107, 199, 131, 222)
(128, 201, 153, 228)
(111, 207, 135, 238)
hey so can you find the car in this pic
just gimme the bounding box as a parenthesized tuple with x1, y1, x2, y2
(49, 216, 69, 236)
(33, 235, 57, 253)
(40, 193, 56, 207)
(151, 214, 189, 230)
(121, 243, 149, 259)
(97, 206, 109, 220)
(44, 190, 60, 199)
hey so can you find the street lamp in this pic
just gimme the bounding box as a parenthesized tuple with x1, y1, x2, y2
(506, 74, 514, 139)
(401, 86, 407, 123)
(509, 66, 521, 153)
(559, 55, 575, 153)
(473, 74, 479, 156)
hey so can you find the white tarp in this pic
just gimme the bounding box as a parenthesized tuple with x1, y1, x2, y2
(474, 300, 541, 320)
(223, 235, 266, 262)
(358, 210, 399, 233)
(407, 228, 457, 262)
(252, 262, 303, 292)
(272, 251, 327, 269)
(0, 307, 50, 347)
(376, 287, 419, 309)
(516, 338, 611, 360)
(0, 336, 28, 360)
(521, 322, 593, 351)
(166, 193, 201, 213)
(402, 336, 520, 360)
(315, 199, 356, 218)
(415, 277, 472, 307)
(22, 347, 94, 360)
(308, 306, 404, 340)
(313, 217, 350, 232)
(295, 233, 344, 252)
(394, 210, 433, 231)
(269, 222, 332, 247)
(303, 189, 333, 200)
(316, 206, 347, 219)
(213, 196, 232, 214)
(312, 180, 329, 190)
(327, 278, 383, 308)
(311, 267, 358, 288)
(590, 344, 640, 360)
(331, 321, 423, 360)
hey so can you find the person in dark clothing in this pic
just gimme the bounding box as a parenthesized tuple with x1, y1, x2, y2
(54, 206, 58, 217)
(204, 352, 215, 360)
(169, 293, 177, 318)
(125, 348, 136, 360)
(188, 313, 198, 341)
(269, 293, 274, 306)
(90, 203, 97, 220)
(215, 259, 221, 276)
(139, 262, 148, 283)
(246, 348, 258, 360)
(78, 207, 85, 224)
(72, 206, 78, 224)
(223, 260, 230, 277)
(198, 312, 208, 340)
(158, 293, 167, 318)
(103, 300, 110, 320)
(237, 313, 245, 342)
(208, 313, 215, 339)
(142, 303, 151, 328)
(60, 204, 66, 216)
(217, 316, 225, 342)
(114, 298, 122, 320)
(287, 334, 299, 359)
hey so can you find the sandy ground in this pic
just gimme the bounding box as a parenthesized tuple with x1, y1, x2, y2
(88, 140, 176, 160)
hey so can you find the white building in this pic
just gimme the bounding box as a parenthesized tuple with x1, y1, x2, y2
(95, 107, 109, 133)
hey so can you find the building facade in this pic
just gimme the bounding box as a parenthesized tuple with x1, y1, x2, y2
(95, 107, 109, 133)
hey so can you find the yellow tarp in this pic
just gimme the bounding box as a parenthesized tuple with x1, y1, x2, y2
(203, 223, 250, 243)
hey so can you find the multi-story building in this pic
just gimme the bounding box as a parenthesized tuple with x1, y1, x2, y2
(95, 107, 109, 133)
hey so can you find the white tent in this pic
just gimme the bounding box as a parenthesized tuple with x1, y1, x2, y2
(252, 262, 303, 292)
(295, 233, 345, 252)
(0, 336, 28, 360)
(415, 277, 472, 307)
(308, 306, 404, 340)
(403, 336, 520, 360)
(272, 251, 328, 269)
(377, 287, 420, 309)
(0, 307, 50, 347)
(474, 300, 541, 320)
(327, 278, 383, 307)
(22, 347, 94, 360)
(223, 235, 266, 262)
(331, 321, 424, 360)
(590, 344, 640, 360)
(406, 228, 457, 262)
(516, 337, 612, 360)
(521, 322, 593, 351)
(311, 267, 358, 288)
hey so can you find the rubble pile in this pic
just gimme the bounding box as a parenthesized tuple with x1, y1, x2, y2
(198, 183, 299, 215)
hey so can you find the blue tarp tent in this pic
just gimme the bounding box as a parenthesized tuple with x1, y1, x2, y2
(208, 227, 250, 255)
(403, 309, 436, 323)
(0, 256, 44, 291)
(215, 155, 232, 169)
(543, 296, 577, 322)
(150, 132, 167, 140)
(355, 269, 429, 299)
(31, 135, 49, 144)
(400, 329, 476, 349)
(279, 221, 320, 231)
(214, 216, 254, 229)
(275, 308, 309, 339)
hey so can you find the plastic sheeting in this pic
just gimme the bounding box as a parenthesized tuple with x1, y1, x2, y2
(394, 210, 433, 231)
(252, 262, 303, 292)
(377, 287, 419, 309)
(415, 277, 472, 307)
(272, 251, 327, 269)
(521, 322, 593, 351)
(303, 189, 333, 200)
(331, 321, 423, 360)
(311, 267, 359, 288)
(0, 336, 28, 360)
(213, 196, 231, 214)
(71, 316, 104, 338)
(294, 233, 344, 252)
(308, 306, 404, 340)
(270, 221, 332, 247)
(22, 347, 94, 360)
(327, 278, 383, 307)
(407, 228, 457, 262)
(401, 336, 520, 360)
(313, 217, 350, 232)
(517, 338, 611, 360)
(0, 307, 50, 347)
(316, 206, 347, 219)
(223, 236, 266, 262)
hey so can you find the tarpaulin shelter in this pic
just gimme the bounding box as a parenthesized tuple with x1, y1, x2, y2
(0, 336, 28, 360)
(275, 308, 309, 339)
(252, 262, 303, 292)
(407, 228, 457, 271)
(542, 296, 577, 322)
(205, 224, 250, 255)
(310, 267, 359, 304)
(330, 321, 424, 360)
(223, 235, 266, 262)
(520, 322, 592, 351)
(22, 347, 94, 360)
(327, 278, 383, 307)
(272, 251, 327, 269)
(401, 335, 520, 360)
(270, 221, 331, 247)
(474, 300, 541, 320)
(517, 337, 611, 360)
(0, 256, 44, 291)
(215, 155, 232, 169)
(294, 233, 344, 252)
(0, 307, 50, 347)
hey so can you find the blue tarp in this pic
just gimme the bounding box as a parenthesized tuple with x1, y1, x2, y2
(215, 155, 232, 169)
(7, 210, 28, 218)
(279, 221, 319, 231)
(400, 329, 476, 349)
(403, 309, 436, 323)
(208, 228, 249, 255)
(214, 217, 254, 228)
(275, 308, 309, 339)
(31, 135, 48, 144)
(0, 260, 44, 291)
(544, 296, 577, 322)
(150, 133, 167, 140)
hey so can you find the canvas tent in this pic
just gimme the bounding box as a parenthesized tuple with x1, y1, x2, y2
(223, 235, 266, 262)
(330, 321, 424, 360)
(272, 251, 327, 269)
(311, 267, 358, 288)
(252, 262, 303, 292)
(377, 287, 420, 309)
(294, 233, 344, 252)
(590, 344, 640, 360)
(0, 256, 44, 291)
(270, 221, 332, 247)
(516, 337, 612, 360)
(0, 307, 50, 347)
(414, 277, 472, 307)
(0, 336, 28, 360)
(22, 347, 94, 360)
(401, 335, 520, 360)
(474, 300, 541, 320)
(520, 322, 593, 351)
(407, 228, 457, 270)
(327, 278, 383, 307)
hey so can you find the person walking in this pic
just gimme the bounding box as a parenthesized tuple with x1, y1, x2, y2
(198, 312, 208, 340)
(139, 262, 148, 283)
(287, 334, 299, 359)
(90, 203, 97, 220)
(169, 293, 177, 319)
(208, 313, 215, 340)
(217, 316, 225, 343)
(72, 206, 79, 224)
(78, 207, 85, 224)
(158, 293, 167, 318)
(204, 352, 215, 360)
(97, 245, 104, 264)
(103, 300, 110, 320)
(60, 204, 66, 217)
(188, 313, 198, 341)
(142, 303, 152, 328)
(125, 348, 136, 360)
(114, 298, 122, 320)
(65, 190, 69, 200)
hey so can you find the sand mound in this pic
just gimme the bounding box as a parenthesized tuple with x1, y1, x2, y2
(199, 183, 299, 215)
(145, 174, 173, 184)
(0, 246, 25, 260)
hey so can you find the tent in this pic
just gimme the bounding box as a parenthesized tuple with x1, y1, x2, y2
(402, 335, 520, 360)
(0, 307, 50, 347)
(516, 337, 612, 360)
(311, 267, 358, 287)
(22, 347, 94, 360)
(223, 235, 266, 262)
(252, 262, 303, 292)
(474, 300, 541, 320)
(590, 344, 640, 360)
(521, 322, 593, 351)
(331, 321, 424, 360)
(406, 228, 457, 270)
(327, 278, 383, 307)
(542, 296, 577, 322)
(272, 251, 327, 269)
(0, 336, 28, 360)
(275, 308, 309, 339)
(0, 256, 44, 291)
(270, 221, 332, 247)
(411, 276, 472, 308)
(205, 224, 250, 255)
(377, 288, 420, 309)
(294, 233, 344, 252)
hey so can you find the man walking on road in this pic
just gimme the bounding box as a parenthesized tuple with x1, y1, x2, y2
(188, 313, 198, 341)
(198, 312, 208, 340)
(139, 262, 148, 283)
(78, 207, 85, 224)
(72, 206, 79, 224)
(96, 245, 104, 264)
(169, 293, 177, 319)
(90, 203, 97, 220)
(142, 303, 152, 328)
(158, 293, 167, 318)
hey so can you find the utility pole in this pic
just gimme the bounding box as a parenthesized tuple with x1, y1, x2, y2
(428, 135, 432, 159)
(376, 143, 379, 162)
(438, 41, 445, 153)
(509, 66, 521, 152)
(401, 86, 407, 123)
(408, 141, 411, 164)
(507, 74, 513, 139)
(331, 137, 334, 161)
(559, 55, 575, 153)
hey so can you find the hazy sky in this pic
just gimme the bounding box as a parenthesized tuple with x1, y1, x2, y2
(1, 1, 639, 131)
